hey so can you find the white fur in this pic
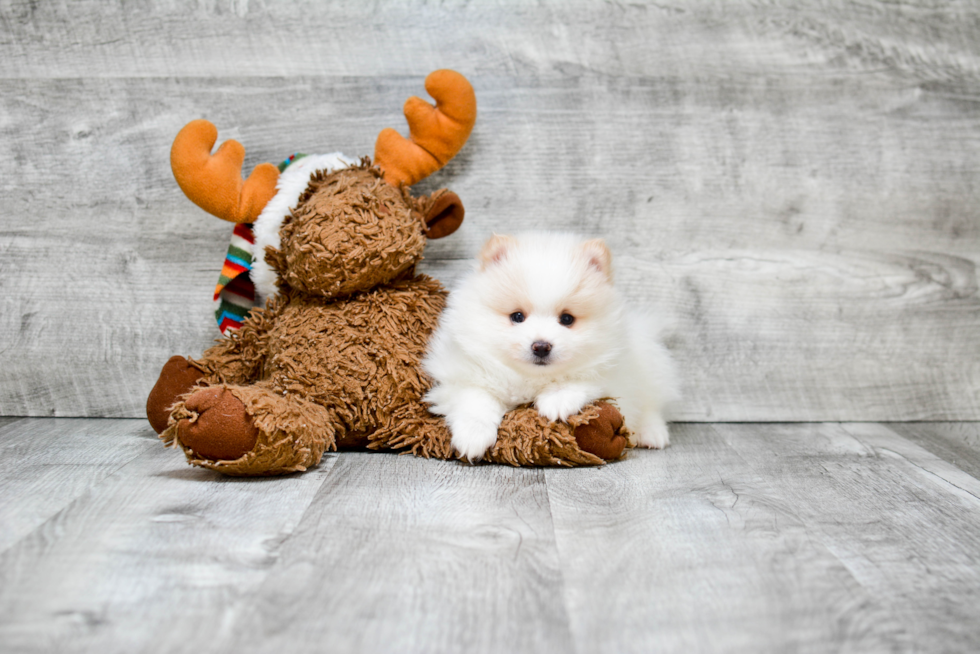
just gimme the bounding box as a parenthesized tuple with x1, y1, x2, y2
(251, 153, 358, 299)
(423, 231, 680, 461)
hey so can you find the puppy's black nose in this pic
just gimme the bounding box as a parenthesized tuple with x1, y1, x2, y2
(531, 341, 552, 358)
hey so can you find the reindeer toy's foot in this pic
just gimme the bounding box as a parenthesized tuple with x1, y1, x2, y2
(161, 383, 339, 476)
(146, 355, 205, 434)
(172, 387, 259, 461)
(571, 401, 630, 461)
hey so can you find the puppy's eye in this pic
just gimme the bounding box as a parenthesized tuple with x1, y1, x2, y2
(559, 313, 575, 327)
(509, 312, 525, 324)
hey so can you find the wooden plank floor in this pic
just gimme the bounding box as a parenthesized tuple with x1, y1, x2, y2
(1, 420, 978, 653)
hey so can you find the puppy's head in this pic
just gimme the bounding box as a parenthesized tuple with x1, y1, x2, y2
(466, 232, 621, 375)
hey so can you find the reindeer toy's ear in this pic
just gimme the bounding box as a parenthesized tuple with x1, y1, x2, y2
(420, 189, 465, 239)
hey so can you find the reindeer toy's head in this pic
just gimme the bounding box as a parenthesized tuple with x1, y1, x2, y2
(169, 70, 476, 330)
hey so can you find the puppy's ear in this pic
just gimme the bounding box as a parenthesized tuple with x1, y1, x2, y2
(581, 238, 613, 281)
(479, 233, 517, 270)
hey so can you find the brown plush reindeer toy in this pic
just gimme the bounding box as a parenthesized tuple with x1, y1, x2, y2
(146, 70, 629, 475)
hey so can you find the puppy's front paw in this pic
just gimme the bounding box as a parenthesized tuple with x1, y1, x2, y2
(535, 388, 590, 422)
(635, 415, 670, 449)
(450, 420, 499, 462)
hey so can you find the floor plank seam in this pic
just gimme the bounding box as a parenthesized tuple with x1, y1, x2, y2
(0, 438, 159, 559)
(542, 471, 584, 654)
(706, 423, 912, 642)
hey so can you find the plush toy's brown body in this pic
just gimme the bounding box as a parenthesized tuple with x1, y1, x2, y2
(147, 71, 628, 476)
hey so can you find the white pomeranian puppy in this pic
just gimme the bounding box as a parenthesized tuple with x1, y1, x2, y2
(423, 231, 679, 461)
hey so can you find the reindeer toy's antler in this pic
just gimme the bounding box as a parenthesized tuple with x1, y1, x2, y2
(170, 69, 476, 223)
(170, 120, 281, 224)
(374, 69, 477, 187)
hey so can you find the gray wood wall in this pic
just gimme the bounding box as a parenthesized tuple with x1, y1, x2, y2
(1, 0, 978, 421)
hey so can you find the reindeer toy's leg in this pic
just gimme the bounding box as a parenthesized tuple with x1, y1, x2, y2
(164, 382, 340, 476)
(377, 398, 630, 467)
(146, 299, 275, 436)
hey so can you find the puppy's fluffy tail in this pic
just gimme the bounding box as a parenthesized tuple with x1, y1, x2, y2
(609, 309, 680, 449)
(624, 309, 681, 410)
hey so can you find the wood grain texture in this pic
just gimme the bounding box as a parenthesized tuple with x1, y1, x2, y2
(1, 0, 979, 80)
(3, 419, 980, 651)
(212, 453, 574, 654)
(718, 422, 980, 652)
(0, 418, 157, 553)
(884, 422, 980, 480)
(0, 422, 338, 654)
(545, 423, 908, 653)
(0, 1, 978, 419)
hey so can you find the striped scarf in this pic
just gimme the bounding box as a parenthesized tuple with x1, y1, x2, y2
(213, 222, 257, 334)
(213, 153, 307, 334)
